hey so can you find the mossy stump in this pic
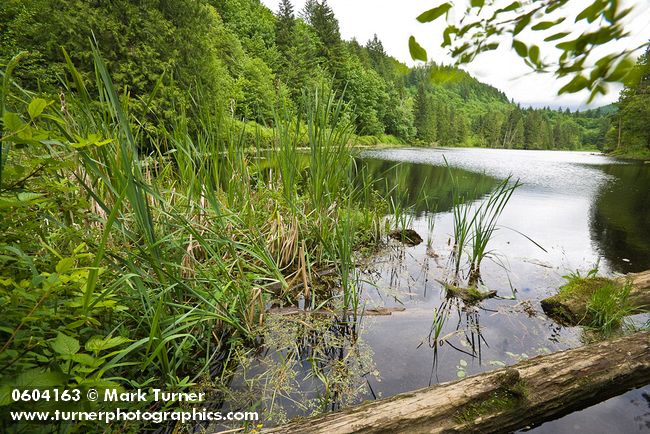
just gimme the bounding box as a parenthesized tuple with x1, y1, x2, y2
(444, 282, 498, 304)
(541, 270, 650, 326)
(388, 229, 423, 246)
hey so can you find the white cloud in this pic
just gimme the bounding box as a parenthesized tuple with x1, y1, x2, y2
(261, 0, 650, 110)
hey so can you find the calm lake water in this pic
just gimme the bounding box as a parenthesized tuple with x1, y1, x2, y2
(359, 147, 650, 432)
(223, 148, 650, 431)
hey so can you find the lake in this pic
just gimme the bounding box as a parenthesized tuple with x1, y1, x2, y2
(358, 147, 650, 432)
(223, 147, 650, 431)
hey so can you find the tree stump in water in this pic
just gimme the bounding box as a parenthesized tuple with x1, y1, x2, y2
(388, 229, 423, 246)
(263, 331, 650, 434)
(443, 282, 498, 304)
(541, 270, 650, 325)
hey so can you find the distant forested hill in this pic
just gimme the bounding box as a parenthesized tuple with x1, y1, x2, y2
(0, 0, 615, 150)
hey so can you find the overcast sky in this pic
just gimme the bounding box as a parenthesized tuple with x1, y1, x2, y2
(261, 0, 650, 110)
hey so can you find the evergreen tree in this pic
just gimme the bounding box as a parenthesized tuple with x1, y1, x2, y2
(500, 108, 524, 148)
(275, 0, 295, 54)
(414, 82, 436, 143)
(366, 34, 388, 78)
(436, 102, 451, 146)
(607, 47, 650, 153)
(304, 0, 340, 50)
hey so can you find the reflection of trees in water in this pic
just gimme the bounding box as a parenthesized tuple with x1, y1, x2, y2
(590, 163, 650, 273)
(356, 158, 498, 215)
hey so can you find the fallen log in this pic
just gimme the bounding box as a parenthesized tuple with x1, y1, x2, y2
(264, 331, 650, 434)
(541, 270, 650, 325)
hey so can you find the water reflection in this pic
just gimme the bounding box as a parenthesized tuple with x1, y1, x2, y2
(421, 297, 490, 386)
(356, 158, 498, 215)
(590, 163, 650, 273)
(522, 386, 650, 433)
(355, 147, 650, 433)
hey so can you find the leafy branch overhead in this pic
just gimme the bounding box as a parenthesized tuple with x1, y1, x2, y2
(410, 0, 648, 101)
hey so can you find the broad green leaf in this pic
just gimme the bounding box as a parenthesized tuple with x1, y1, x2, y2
(512, 40, 528, 58)
(417, 3, 452, 23)
(470, 0, 484, 7)
(529, 45, 540, 65)
(71, 353, 102, 367)
(409, 36, 428, 62)
(51, 332, 80, 356)
(28, 98, 49, 119)
(588, 84, 607, 103)
(14, 369, 65, 388)
(0, 192, 45, 208)
(606, 57, 635, 82)
(2, 112, 24, 131)
(559, 75, 589, 94)
(56, 257, 75, 274)
(497, 1, 521, 13)
(457, 370, 466, 378)
(513, 14, 531, 35)
(544, 32, 570, 42)
(576, 1, 604, 23)
(17, 192, 44, 202)
(66, 319, 87, 329)
(531, 18, 564, 31)
(442, 26, 458, 47)
(85, 335, 131, 353)
(546, 0, 569, 13)
(556, 39, 577, 52)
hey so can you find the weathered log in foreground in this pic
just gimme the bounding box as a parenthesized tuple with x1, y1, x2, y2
(264, 331, 650, 434)
(541, 270, 650, 325)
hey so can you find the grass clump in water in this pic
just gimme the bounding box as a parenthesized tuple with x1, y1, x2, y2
(550, 269, 634, 335)
(586, 280, 633, 335)
(445, 156, 524, 283)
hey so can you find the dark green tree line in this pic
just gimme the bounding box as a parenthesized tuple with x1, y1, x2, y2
(0, 0, 615, 148)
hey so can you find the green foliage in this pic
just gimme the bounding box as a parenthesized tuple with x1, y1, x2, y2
(449, 171, 521, 279)
(412, 0, 647, 101)
(606, 48, 650, 157)
(1, 0, 613, 151)
(0, 46, 385, 430)
(586, 281, 633, 335)
(559, 269, 635, 336)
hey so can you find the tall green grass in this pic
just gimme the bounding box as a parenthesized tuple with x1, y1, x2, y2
(305, 86, 355, 211)
(446, 157, 521, 283)
(0, 43, 388, 433)
(468, 177, 521, 281)
(586, 281, 633, 335)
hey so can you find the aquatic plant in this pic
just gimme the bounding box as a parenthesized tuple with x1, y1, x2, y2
(421, 297, 487, 385)
(445, 157, 521, 283)
(468, 177, 521, 281)
(219, 314, 377, 426)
